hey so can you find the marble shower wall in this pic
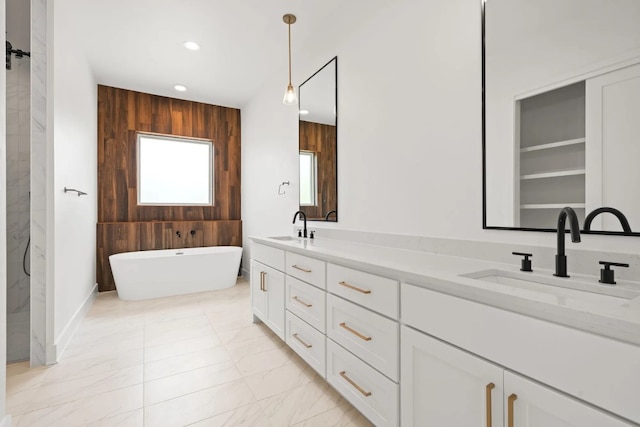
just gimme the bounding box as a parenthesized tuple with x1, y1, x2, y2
(6, 56, 31, 362)
(30, 0, 48, 366)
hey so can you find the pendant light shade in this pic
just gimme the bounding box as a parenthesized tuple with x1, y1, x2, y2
(282, 14, 298, 106)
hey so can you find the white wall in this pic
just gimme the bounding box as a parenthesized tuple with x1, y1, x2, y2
(50, 0, 98, 357)
(242, 0, 640, 265)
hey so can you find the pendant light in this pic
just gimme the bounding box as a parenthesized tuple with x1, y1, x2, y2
(282, 14, 298, 105)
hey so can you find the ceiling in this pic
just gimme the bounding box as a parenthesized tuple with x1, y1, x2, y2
(57, 0, 351, 109)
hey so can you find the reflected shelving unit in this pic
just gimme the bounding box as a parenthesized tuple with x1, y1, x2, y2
(516, 82, 586, 228)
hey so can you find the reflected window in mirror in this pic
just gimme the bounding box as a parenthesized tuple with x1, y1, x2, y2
(299, 151, 317, 206)
(298, 57, 338, 221)
(483, 0, 640, 236)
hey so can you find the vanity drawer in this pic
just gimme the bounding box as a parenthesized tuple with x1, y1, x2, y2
(327, 339, 398, 427)
(327, 263, 399, 319)
(252, 243, 285, 272)
(286, 252, 326, 289)
(286, 311, 326, 378)
(285, 275, 326, 333)
(327, 294, 399, 381)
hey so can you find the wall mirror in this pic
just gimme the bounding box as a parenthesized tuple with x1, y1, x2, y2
(483, 0, 640, 236)
(299, 56, 338, 221)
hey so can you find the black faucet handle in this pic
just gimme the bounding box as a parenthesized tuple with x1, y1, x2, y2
(598, 261, 629, 285)
(512, 252, 533, 272)
(309, 230, 315, 239)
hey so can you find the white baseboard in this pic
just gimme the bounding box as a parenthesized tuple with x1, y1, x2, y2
(0, 414, 13, 427)
(242, 267, 250, 279)
(51, 283, 98, 362)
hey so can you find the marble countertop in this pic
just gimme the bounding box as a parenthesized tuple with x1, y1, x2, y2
(250, 236, 640, 346)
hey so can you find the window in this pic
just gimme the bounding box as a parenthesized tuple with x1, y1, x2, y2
(137, 133, 213, 206)
(299, 151, 317, 206)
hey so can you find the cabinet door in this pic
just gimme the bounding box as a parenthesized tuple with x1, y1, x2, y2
(263, 266, 285, 340)
(251, 260, 268, 321)
(586, 62, 640, 229)
(401, 326, 503, 427)
(504, 372, 633, 427)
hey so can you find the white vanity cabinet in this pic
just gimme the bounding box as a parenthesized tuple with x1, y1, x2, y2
(401, 326, 633, 427)
(504, 371, 633, 427)
(401, 325, 504, 427)
(282, 251, 328, 378)
(326, 263, 400, 427)
(284, 273, 327, 377)
(250, 260, 285, 339)
(327, 294, 399, 381)
(251, 238, 640, 427)
(401, 283, 640, 426)
(250, 243, 286, 340)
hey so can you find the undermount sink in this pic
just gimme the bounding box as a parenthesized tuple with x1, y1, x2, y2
(461, 269, 640, 308)
(268, 236, 303, 241)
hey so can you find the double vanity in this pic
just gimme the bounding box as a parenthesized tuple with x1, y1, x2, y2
(249, 235, 640, 426)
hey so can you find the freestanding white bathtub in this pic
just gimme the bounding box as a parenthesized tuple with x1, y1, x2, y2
(109, 246, 242, 300)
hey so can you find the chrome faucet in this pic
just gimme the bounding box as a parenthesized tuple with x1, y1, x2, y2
(555, 207, 581, 278)
(292, 210, 307, 238)
(583, 207, 632, 234)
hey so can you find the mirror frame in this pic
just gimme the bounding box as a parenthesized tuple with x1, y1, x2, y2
(298, 56, 338, 222)
(481, 1, 640, 237)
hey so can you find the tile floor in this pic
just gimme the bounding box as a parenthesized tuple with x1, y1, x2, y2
(6, 279, 373, 427)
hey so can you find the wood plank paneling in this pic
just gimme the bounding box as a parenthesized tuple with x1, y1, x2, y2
(299, 120, 337, 220)
(97, 220, 242, 291)
(97, 85, 241, 222)
(96, 86, 243, 292)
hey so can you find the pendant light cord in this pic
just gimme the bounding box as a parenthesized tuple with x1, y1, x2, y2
(287, 22, 292, 85)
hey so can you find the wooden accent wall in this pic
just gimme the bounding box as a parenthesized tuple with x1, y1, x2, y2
(97, 221, 242, 291)
(299, 120, 337, 220)
(97, 86, 242, 291)
(98, 85, 240, 222)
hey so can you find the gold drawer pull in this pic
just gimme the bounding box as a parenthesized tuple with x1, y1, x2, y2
(260, 271, 267, 292)
(486, 383, 495, 427)
(339, 371, 372, 397)
(508, 393, 517, 427)
(292, 265, 312, 273)
(339, 322, 372, 341)
(338, 281, 371, 294)
(292, 333, 312, 348)
(292, 296, 312, 307)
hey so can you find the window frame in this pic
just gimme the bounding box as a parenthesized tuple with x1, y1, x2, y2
(136, 132, 214, 207)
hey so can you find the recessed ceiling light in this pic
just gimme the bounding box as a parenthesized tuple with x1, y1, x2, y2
(183, 41, 200, 51)
(174, 84, 187, 92)
(299, 109, 309, 115)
